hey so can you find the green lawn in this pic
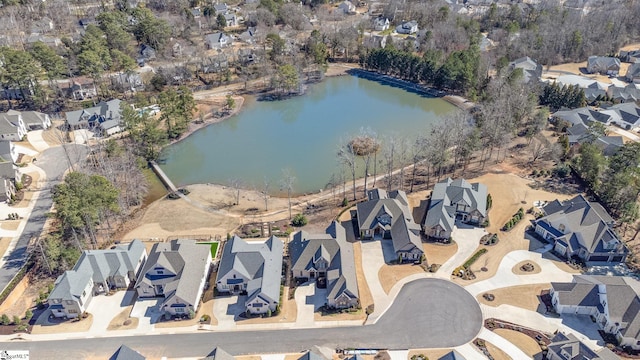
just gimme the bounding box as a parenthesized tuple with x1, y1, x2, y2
(199, 242, 219, 258)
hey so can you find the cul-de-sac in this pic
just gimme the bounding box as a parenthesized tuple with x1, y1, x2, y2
(0, 0, 639, 359)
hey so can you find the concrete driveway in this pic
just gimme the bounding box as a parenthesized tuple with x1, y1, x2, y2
(26, 130, 49, 152)
(435, 225, 487, 279)
(359, 240, 388, 322)
(294, 282, 327, 328)
(87, 291, 134, 334)
(212, 294, 246, 330)
(131, 298, 162, 332)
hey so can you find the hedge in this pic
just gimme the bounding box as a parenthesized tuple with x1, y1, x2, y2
(502, 208, 525, 231)
(463, 248, 488, 269)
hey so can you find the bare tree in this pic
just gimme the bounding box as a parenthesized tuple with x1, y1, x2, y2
(337, 138, 358, 200)
(349, 128, 380, 198)
(409, 135, 426, 193)
(229, 178, 244, 206)
(382, 135, 398, 191)
(260, 177, 271, 211)
(280, 168, 296, 220)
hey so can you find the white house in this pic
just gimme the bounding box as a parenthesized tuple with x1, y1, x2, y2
(550, 275, 640, 351)
(396, 21, 418, 35)
(373, 17, 390, 31)
(0, 112, 27, 141)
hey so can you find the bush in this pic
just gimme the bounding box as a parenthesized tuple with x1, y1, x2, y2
(12, 315, 20, 325)
(341, 197, 349, 207)
(25, 310, 32, 321)
(1, 314, 9, 326)
(532, 169, 539, 177)
(15, 182, 23, 191)
(291, 214, 308, 227)
(164, 312, 171, 321)
(486, 193, 492, 209)
(188, 309, 195, 319)
(463, 248, 488, 269)
(266, 309, 272, 317)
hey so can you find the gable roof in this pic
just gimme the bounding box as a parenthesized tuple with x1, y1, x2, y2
(538, 195, 625, 255)
(110, 345, 146, 360)
(65, 99, 122, 127)
(74, 240, 146, 285)
(48, 270, 92, 302)
(437, 350, 466, 360)
(0, 114, 21, 135)
(218, 235, 283, 305)
(546, 332, 602, 360)
(357, 189, 422, 255)
(136, 239, 211, 307)
(204, 347, 235, 360)
(587, 56, 621, 72)
(424, 178, 487, 231)
(508, 56, 542, 83)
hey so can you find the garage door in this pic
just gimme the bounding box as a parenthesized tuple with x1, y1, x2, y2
(577, 307, 592, 315)
(589, 255, 609, 262)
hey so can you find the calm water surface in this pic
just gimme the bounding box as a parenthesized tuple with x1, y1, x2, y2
(159, 75, 456, 194)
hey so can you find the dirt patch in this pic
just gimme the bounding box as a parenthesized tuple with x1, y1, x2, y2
(477, 283, 550, 312)
(494, 328, 543, 357)
(0, 221, 20, 231)
(378, 263, 424, 294)
(0, 277, 51, 319)
(325, 63, 360, 77)
(107, 306, 138, 331)
(512, 260, 541, 275)
(41, 121, 69, 147)
(423, 241, 458, 266)
(409, 349, 452, 360)
(0, 238, 12, 264)
(483, 339, 512, 360)
(31, 312, 93, 334)
(235, 356, 262, 360)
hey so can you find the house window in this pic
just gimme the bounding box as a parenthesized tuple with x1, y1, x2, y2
(558, 224, 565, 233)
(157, 270, 164, 275)
(252, 303, 262, 307)
(66, 300, 74, 305)
(68, 309, 78, 314)
(175, 307, 184, 313)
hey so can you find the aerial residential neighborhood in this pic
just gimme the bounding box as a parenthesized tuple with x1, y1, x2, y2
(0, 0, 640, 359)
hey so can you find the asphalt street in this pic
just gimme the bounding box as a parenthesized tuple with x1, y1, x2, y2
(0, 278, 483, 359)
(0, 144, 88, 292)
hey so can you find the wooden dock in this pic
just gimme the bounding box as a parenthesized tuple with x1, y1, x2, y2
(149, 161, 178, 193)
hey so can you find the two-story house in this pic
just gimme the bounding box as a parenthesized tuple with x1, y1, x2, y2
(135, 239, 212, 316)
(290, 221, 359, 309)
(216, 236, 283, 315)
(550, 275, 640, 351)
(0, 112, 27, 141)
(395, 21, 418, 35)
(47, 240, 147, 318)
(65, 99, 123, 135)
(534, 195, 628, 264)
(543, 332, 619, 360)
(423, 178, 488, 240)
(355, 189, 423, 262)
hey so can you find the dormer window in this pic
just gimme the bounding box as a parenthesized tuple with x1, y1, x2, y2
(378, 214, 391, 225)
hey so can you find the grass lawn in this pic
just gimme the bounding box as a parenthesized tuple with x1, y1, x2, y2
(198, 242, 219, 258)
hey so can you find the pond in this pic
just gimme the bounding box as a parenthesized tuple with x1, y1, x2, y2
(159, 75, 457, 195)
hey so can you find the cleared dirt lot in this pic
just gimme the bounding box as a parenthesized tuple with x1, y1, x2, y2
(378, 263, 425, 294)
(477, 283, 550, 312)
(423, 241, 458, 266)
(483, 340, 511, 360)
(494, 328, 543, 357)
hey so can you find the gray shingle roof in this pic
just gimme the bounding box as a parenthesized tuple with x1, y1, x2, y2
(508, 56, 542, 83)
(48, 270, 92, 302)
(0, 114, 20, 136)
(74, 240, 146, 285)
(424, 178, 487, 230)
(204, 347, 235, 360)
(357, 189, 422, 256)
(546, 332, 602, 360)
(110, 345, 146, 360)
(438, 350, 466, 360)
(291, 221, 359, 304)
(217, 235, 283, 305)
(19, 111, 47, 127)
(587, 56, 621, 73)
(136, 239, 211, 308)
(65, 99, 122, 128)
(537, 195, 626, 255)
(0, 161, 17, 180)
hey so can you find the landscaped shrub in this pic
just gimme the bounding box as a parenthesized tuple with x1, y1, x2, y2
(292, 214, 308, 227)
(12, 315, 20, 325)
(188, 309, 195, 319)
(463, 249, 488, 269)
(502, 208, 525, 231)
(1, 314, 9, 326)
(486, 193, 492, 209)
(24, 310, 32, 321)
(341, 198, 349, 207)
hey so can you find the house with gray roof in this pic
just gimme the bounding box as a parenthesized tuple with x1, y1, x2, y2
(534, 195, 627, 264)
(508, 56, 542, 84)
(587, 56, 621, 76)
(0, 111, 27, 141)
(48, 240, 147, 319)
(355, 189, 423, 262)
(205, 32, 232, 49)
(423, 178, 488, 240)
(216, 236, 283, 315)
(65, 99, 123, 135)
(203, 347, 235, 360)
(550, 275, 640, 351)
(608, 84, 640, 103)
(0, 110, 50, 131)
(290, 221, 359, 309)
(437, 350, 466, 360)
(620, 49, 640, 63)
(552, 107, 612, 128)
(373, 17, 390, 31)
(135, 239, 212, 316)
(625, 62, 640, 84)
(110, 345, 146, 360)
(542, 332, 618, 360)
(566, 123, 623, 156)
(396, 20, 418, 34)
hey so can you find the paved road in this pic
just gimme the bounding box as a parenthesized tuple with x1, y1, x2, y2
(0, 278, 482, 359)
(0, 144, 88, 292)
